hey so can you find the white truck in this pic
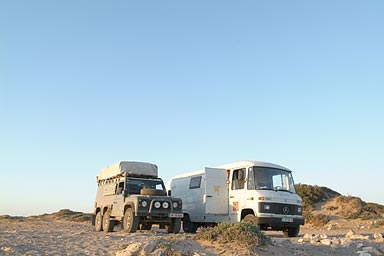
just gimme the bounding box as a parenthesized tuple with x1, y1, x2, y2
(168, 160, 304, 237)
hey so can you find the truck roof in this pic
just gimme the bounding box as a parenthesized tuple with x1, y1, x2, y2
(215, 160, 290, 172)
(97, 161, 158, 181)
(169, 160, 291, 181)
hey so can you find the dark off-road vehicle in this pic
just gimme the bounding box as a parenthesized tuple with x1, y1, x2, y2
(92, 161, 183, 233)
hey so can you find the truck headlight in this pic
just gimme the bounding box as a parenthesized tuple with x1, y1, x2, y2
(264, 204, 270, 210)
(141, 200, 148, 207)
(154, 201, 161, 208)
(162, 202, 169, 209)
(298, 206, 302, 214)
(172, 202, 178, 208)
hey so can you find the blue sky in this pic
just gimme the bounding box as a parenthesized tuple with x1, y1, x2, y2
(1, 1, 383, 216)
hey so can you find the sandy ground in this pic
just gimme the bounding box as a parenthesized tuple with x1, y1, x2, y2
(1, 217, 383, 256)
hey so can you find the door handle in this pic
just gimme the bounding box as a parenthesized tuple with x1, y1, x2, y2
(229, 196, 234, 198)
(206, 195, 213, 198)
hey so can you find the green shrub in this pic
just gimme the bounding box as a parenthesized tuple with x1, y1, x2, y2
(196, 222, 271, 251)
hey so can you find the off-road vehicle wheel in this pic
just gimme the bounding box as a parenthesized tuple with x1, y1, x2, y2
(166, 218, 181, 234)
(283, 226, 300, 237)
(102, 210, 114, 232)
(95, 211, 103, 232)
(123, 208, 139, 233)
(182, 214, 198, 233)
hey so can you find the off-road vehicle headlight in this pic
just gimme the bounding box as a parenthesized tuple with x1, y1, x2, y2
(141, 200, 148, 207)
(154, 201, 161, 208)
(162, 202, 169, 209)
(172, 202, 178, 208)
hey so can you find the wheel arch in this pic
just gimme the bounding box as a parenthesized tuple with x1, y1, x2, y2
(241, 208, 255, 220)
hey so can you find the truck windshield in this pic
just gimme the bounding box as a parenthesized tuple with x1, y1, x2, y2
(247, 166, 296, 193)
(126, 178, 166, 195)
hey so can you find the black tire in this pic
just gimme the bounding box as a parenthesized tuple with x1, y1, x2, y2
(243, 214, 261, 230)
(123, 208, 139, 233)
(140, 223, 152, 230)
(95, 211, 103, 232)
(166, 218, 181, 234)
(283, 226, 300, 237)
(102, 211, 114, 232)
(182, 214, 198, 233)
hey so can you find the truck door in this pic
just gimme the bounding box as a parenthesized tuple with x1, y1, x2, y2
(228, 168, 247, 221)
(205, 167, 229, 214)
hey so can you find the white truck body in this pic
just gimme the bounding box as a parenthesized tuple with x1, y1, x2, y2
(168, 160, 304, 237)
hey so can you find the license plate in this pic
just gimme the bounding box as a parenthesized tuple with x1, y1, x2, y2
(282, 217, 293, 223)
(168, 213, 183, 218)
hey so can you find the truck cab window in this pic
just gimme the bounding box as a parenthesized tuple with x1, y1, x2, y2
(247, 167, 255, 190)
(232, 168, 245, 190)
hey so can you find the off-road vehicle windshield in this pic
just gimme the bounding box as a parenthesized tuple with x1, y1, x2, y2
(247, 166, 296, 193)
(127, 177, 166, 195)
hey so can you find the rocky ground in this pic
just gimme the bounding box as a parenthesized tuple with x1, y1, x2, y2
(1, 214, 383, 256)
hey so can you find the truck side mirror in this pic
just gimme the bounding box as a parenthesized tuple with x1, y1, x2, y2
(168, 190, 171, 196)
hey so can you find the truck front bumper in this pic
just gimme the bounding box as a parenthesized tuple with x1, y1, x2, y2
(255, 216, 304, 229)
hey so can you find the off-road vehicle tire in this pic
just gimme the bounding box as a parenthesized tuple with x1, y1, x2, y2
(102, 210, 114, 232)
(123, 208, 139, 233)
(95, 211, 103, 232)
(182, 214, 198, 233)
(166, 218, 181, 234)
(283, 226, 300, 237)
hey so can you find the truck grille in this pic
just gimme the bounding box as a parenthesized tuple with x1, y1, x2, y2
(258, 202, 300, 215)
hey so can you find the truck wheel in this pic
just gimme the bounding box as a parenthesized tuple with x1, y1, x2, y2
(283, 226, 300, 237)
(102, 211, 114, 232)
(123, 208, 139, 233)
(140, 223, 152, 230)
(243, 214, 261, 230)
(95, 212, 103, 232)
(166, 218, 181, 234)
(182, 214, 198, 233)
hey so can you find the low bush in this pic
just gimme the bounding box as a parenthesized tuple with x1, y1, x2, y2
(196, 222, 271, 252)
(304, 213, 331, 227)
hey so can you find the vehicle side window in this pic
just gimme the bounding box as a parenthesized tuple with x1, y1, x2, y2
(247, 167, 255, 190)
(116, 181, 124, 194)
(190, 176, 202, 189)
(232, 168, 245, 190)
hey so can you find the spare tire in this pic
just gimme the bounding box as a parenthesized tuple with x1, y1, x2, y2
(140, 188, 167, 196)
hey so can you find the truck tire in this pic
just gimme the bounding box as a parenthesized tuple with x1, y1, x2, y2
(283, 226, 300, 237)
(95, 211, 103, 232)
(166, 218, 181, 234)
(123, 208, 139, 233)
(243, 214, 261, 230)
(140, 223, 152, 230)
(102, 211, 114, 232)
(182, 214, 198, 233)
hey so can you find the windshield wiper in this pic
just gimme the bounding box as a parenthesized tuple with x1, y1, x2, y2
(275, 188, 293, 194)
